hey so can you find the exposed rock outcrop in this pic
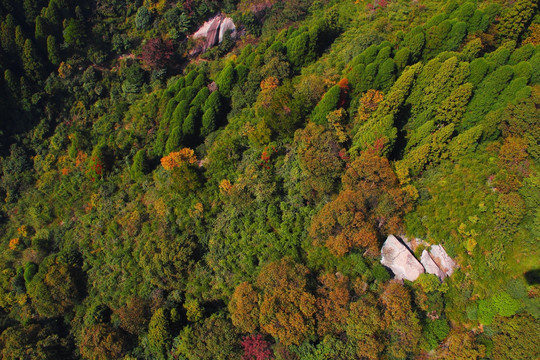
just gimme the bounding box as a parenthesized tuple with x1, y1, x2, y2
(429, 245, 456, 277)
(381, 235, 424, 282)
(192, 14, 237, 53)
(421, 250, 446, 280)
(382, 235, 457, 282)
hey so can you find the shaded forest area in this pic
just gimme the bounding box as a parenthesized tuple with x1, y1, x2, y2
(0, 0, 539, 359)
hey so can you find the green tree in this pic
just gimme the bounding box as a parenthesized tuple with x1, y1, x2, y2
(27, 253, 85, 318)
(46, 35, 60, 65)
(130, 149, 148, 180)
(497, 0, 538, 42)
(22, 39, 42, 81)
(201, 107, 217, 137)
(165, 127, 182, 155)
(175, 313, 240, 360)
(216, 63, 236, 97)
(310, 84, 341, 125)
(63, 18, 85, 47)
(34, 15, 48, 44)
(136, 6, 153, 30)
(148, 308, 172, 360)
(374, 58, 396, 92)
(294, 122, 345, 200)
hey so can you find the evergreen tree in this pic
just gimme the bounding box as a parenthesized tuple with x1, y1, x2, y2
(215, 63, 236, 97)
(497, 0, 538, 41)
(130, 150, 148, 180)
(147, 308, 172, 360)
(311, 84, 342, 125)
(46, 35, 60, 65)
(22, 39, 41, 81)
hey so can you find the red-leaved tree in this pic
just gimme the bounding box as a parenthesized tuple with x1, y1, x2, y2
(141, 38, 174, 69)
(241, 334, 273, 360)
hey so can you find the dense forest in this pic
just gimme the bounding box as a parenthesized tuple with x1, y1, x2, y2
(0, 0, 539, 358)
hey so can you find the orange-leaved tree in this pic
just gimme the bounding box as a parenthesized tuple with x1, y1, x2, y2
(229, 281, 260, 334)
(160, 148, 200, 193)
(315, 273, 350, 336)
(310, 149, 412, 256)
(256, 257, 316, 346)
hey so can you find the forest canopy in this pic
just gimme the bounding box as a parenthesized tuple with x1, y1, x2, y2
(0, 0, 539, 359)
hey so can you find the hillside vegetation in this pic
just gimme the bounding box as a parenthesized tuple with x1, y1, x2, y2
(0, 0, 539, 359)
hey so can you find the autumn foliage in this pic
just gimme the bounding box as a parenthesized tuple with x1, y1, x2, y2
(256, 258, 316, 346)
(241, 334, 273, 360)
(161, 148, 198, 170)
(141, 37, 174, 69)
(310, 149, 411, 256)
(229, 282, 260, 333)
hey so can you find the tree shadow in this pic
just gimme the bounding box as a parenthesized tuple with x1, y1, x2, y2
(524, 269, 540, 285)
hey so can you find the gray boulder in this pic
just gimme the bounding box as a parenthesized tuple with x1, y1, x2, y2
(381, 235, 424, 282)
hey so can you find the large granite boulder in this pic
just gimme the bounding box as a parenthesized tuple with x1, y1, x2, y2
(421, 250, 446, 280)
(192, 14, 237, 52)
(219, 17, 236, 42)
(429, 245, 456, 277)
(381, 235, 424, 282)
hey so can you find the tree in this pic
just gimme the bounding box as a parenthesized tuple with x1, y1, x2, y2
(116, 297, 150, 335)
(79, 324, 126, 360)
(294, 122, 345, 201)
(216, 63, 236, 97)
(497, 0, 538, 42)
(27, 253, 85, 318)
(310, 149, 411, 255)
(148, 308, 172, 360)
(434, 82, 473, 125)
(286, 31, 311, 71)
(310, 84, 342, 125)
(201, 107, 217, 137)
(165, 126, 182, 155)
(352, 63, 422, 155)
(22, 39, 42, 81)
(130, 149, 148, 180)
(34, 15, 47, 44)
(309, 188, 379, 256)
(139, 232, 196, 290)
(500, 87, 540, 159)
(86, 144, 107, 181)
(374, 58, 396, 92)
(136, 6, 153, 30)
(257, 258, 316, 346)
(380, 280, 421, 358)
(229, 282, 260, 333)
(316, 273, 350, 336)
(241, 334, 273, 360)
(175, 313, 240, 360)
(434, 329, 485, 360)
(141, 38, 174, 69)
(63, 18, 86, 47)
(0, 324, 68, 359)
(492, 313, 540, 360)
(346, 296, 384, 360)
(47, 35, 60, 65)
(394, 47, 410, 71)
(182, 108, 199, 139)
